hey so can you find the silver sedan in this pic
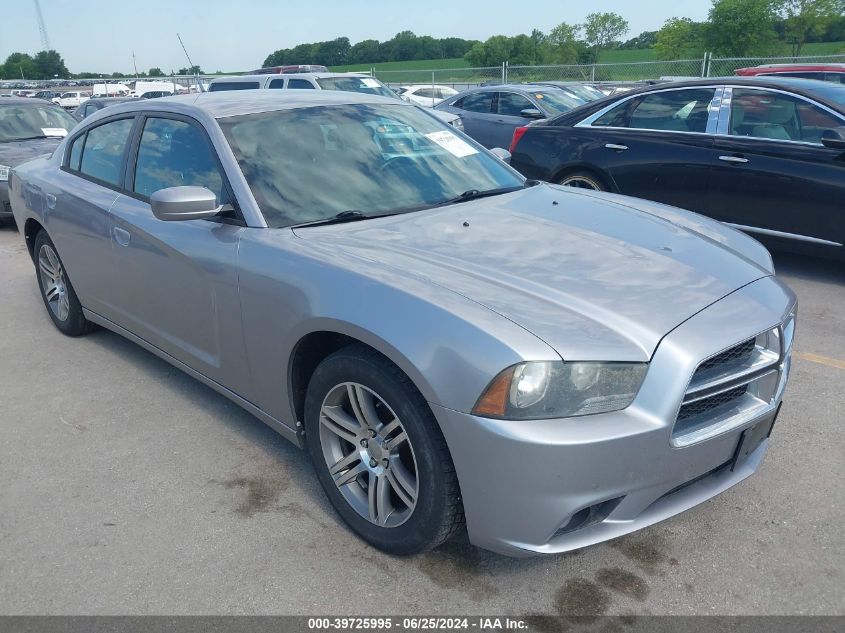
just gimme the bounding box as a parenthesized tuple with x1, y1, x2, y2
(9, 91, 797, 556)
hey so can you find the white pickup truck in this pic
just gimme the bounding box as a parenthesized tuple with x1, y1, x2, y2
(51, 91, 90, 109)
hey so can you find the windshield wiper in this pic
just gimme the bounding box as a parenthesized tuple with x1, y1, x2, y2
(432, 183, 532, 208)
(291, 210, 397, 229)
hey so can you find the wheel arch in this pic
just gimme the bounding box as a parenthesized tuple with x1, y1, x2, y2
(550, 163, 617, 192)
(23, 218, 46, 262)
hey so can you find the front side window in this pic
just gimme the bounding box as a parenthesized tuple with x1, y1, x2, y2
(497, 93, 534, 117)
(220, 103, 523, 228)
(0, 103, 77, 142)
(133, 117, 226, 201)
(593, 89, 716, 133)
(78, 118, 134, 186)
(454, 92, 494, 114)
(730, 88, 844, 143)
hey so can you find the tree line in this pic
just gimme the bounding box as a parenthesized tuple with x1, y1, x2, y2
(262, 31, 479, 68)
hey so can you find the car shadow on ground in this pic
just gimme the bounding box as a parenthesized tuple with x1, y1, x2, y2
(772, 251, 844, 285)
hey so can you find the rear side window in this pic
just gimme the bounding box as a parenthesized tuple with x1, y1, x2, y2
(133, 117, 227, 202)
(209, 81, 260, 92)
(287, 79, 315, 89)
(454, 92, 494, 113)
(78, 118, 134, 186)
(592, 89, 715, 133)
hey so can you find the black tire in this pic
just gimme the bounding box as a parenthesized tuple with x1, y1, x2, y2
(33, 230, 95, 337)
(304, 344, 464, 555)
(558, 170, 607, 191)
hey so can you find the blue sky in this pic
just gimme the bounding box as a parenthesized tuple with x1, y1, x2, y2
(1, 0, 711, 73)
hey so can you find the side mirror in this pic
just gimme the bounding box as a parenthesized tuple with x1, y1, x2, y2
(520, 108, 545, 120)
(150, 186, 222, 221)
(489, 147, 512, 164)
(821, 127, 845, 150)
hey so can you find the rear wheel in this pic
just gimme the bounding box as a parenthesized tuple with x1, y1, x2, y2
(559, 171, 606, 191)
(34, 231, 94, 337)
(304, 345, 464, 554)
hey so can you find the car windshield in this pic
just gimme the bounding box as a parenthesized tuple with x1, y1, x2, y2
(0, 103, 77, 142)
(315, 77, 397, 99)
(567, 84, 606, 101)
(532, 91, 586, 114)
(805, 82, 845, 107)
(220, 103, 524, 228)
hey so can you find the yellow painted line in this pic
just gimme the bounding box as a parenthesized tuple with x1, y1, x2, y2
(794, 351, 845, 371)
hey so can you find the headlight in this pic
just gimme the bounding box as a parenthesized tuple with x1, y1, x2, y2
(473, 361, 647, 420)
(0, 165, 9, 181)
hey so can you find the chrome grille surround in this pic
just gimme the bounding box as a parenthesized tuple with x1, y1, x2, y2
(671, 312, 795, 448)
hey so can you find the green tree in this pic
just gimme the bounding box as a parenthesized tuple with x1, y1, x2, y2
(148, 67, 164, 77)
(544, 22, 582, 63)
(705, 0, 779, 56)
(33, 50, 69, 79)
(177, 65, 202, 75)
(349, 39, 382, 64)
(655, 18, 705, 59)
(777, 0, 842, 55)
(583, 12, 630, 61)
(3, 52, 38, 79)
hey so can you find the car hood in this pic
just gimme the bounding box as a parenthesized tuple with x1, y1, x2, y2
(0, 137, 62, 167)
(293, 184, 771, 362)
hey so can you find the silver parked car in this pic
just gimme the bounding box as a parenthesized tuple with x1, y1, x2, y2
(9, 91, 796, 557)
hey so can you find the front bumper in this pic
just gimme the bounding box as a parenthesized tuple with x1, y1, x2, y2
(433, 276, 796, 557)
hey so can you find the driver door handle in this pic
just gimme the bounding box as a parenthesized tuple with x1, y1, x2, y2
(605, 144, 628, 151)
(719, 155, 749, 164)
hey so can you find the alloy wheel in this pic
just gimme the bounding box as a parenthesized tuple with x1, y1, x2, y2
(318, 382, 419, 528)
(38, 244, 70, 322)
(560, 175, 601, 190)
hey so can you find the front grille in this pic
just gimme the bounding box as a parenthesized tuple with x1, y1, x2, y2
(671, 327, 785, 447)
(677, 385, 748, 421)
(697, 339, 755, 374)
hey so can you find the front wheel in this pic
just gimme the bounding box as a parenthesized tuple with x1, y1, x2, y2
(559, 171, 606, 191)
(304, 345, 464, 555)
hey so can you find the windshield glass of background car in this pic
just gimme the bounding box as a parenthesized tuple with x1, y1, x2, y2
(220, 103, 523, 228)
(0, 104, 77, 142)
(531, 91, 585, 114)
(315, 77, 396, 98)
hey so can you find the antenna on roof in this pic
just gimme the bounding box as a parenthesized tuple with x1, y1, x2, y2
(177, 32, 204, 93)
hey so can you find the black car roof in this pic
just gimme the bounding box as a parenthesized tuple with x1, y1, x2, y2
(552, 76, 845, 125)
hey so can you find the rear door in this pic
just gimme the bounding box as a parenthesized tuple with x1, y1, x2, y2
(709, 86, 845, 248)
(105, 113, 250, 389)
(444, 91, 498, 147)
(573, 86, 721, 211)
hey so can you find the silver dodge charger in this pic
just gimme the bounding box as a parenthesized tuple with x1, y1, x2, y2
(9, 90, 796, 557)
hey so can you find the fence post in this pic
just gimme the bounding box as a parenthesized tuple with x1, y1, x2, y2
(700, 53, 707, 78)
(590, 65, 596, 82)
(432, 70, 435, 89)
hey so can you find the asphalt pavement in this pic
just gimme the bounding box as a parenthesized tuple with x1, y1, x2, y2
(0, 223, 842, 616)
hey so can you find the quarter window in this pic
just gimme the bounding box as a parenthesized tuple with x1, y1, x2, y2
(133, 117, 227, 202)
(454, 92, 494, 114)
(497, 92, 534, 117)
(208, 81, 260, 92)
(729, 88, 844, 143)
(78, 118, 134, 186)
(592, 89, 716, 133)
(268, 78, 285, 89)
(287, 79, 315, 89)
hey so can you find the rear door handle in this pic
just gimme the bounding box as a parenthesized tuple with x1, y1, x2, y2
(113, 227, 131, 246)
(605, 144, 628, 151)
(719, 155, 749, 164)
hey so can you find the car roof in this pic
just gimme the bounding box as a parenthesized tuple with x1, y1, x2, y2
(209, 72, 369, 83)
(0, 96, 60, 105)
(86, 97, 135, 104)
(81, 89, 408, 120)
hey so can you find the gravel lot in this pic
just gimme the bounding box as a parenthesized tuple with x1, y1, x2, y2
(0, 222, 842, 616)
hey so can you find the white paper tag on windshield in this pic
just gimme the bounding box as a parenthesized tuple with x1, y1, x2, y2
(361, 78, 381, 88)
(425, 131, 478, 158)
(41, 128, 68, 138)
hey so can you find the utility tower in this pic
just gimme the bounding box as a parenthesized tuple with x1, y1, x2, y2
(33, 0, 52, 51)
